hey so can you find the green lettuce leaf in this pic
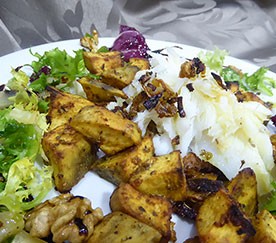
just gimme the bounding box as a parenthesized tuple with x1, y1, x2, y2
(0, 158, 53, 212)
(0, 105, 48, 192)
(7, 66, 51, 113)
(0, 118, 39, 171)
(220, 66, 242, 83)
(221, 66, 276, 96)
(29, 48, 91, 92)
(199, 47, 228, 73)
(97, 46, 109, 53)
(262, 181, 276, 215)
(243, 67, 276, 96)
(7, 69, 29, 91)
(0, 211, 24, 242)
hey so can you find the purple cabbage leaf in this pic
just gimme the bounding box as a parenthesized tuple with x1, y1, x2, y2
(110, 25, 150, 61)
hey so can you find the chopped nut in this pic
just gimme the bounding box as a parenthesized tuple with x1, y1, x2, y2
(24, 193, 103, 243)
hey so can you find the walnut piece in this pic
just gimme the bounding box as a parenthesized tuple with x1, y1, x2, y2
(24, 193, 103, 243)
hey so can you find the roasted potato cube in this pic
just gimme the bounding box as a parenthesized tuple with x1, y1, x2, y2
(183, 152, 228, 182)
(129, 57, 150, 70)
(87, 211, 162, 243)
(70, 105, 142, 155)
(78, 77, 127, 103)
(248, 210, 276, 242)
(186, 177, 224, 202)
(183, 152, 227, 203)
(42, 124, 97, 192)
(101, 65, 139, 89)
(227, 167, 258, 217)
(83, 51, 123, 74)
(184, 236, 201, 243)
(196, 189, 256, 243)
(92, 136, 154, 185)
(110, 183, 175, 241)
(171, 200, 198, 221)
(129, 150, 187, 201)
(46, 87, 93, 130)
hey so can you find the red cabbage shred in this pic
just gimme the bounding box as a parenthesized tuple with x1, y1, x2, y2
(110, 25, 150, 61)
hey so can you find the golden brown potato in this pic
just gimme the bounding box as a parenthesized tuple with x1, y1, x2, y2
(183, 152, 228, 181)
(129, 150, 187, 201)
(183, 152, 227, 202)
(87, 211, 162, 243)
(78, 77, 127, 103)
(83, 51, 123, 74)
(46, 87, 93, 130)
(101, 65, 139, 89)
(92, 135, 154, 185)
(42, 124, 97, 192)
(110, 183, 175, 242)
(227, 167, 258, 217)
(196, 189, 256, 243)
(70, 105, 142, 155)
(129, 57, 150, 70)
(183, 236, 201, 243)
(248, 210, 276, 243)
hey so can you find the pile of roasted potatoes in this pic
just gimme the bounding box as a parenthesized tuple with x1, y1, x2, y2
(22, 46, 276, 243)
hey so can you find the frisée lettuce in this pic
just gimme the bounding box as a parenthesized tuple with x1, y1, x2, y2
(0, 211, 24, 242)
(262, 181, 276, 214)
(0, 64, 51, 190)
(222, 66, 276, 96)
(0, 158, 52, 212)
(0, 105, 52, 211)
(199, 47, 228, 73)
(7, 68, 49, 113)
(0, 157, 52, 242)
(0, 109, 40, 188)
(199, 48, 276, 97)
(27, 48, 93, 93)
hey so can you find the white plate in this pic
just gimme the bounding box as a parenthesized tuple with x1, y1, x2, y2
(0, 38, 275, 242)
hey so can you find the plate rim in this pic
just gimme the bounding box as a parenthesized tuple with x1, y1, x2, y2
(2, 37, 276, 84)
(0, 37, 275, 242)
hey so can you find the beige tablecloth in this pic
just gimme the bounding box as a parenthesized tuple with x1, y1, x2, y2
(1, 0, 276, 71)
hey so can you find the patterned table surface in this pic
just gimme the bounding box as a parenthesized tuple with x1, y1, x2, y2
(1, 0, 276, 72)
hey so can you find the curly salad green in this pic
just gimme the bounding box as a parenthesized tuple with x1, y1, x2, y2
(0, 32, 276, 242)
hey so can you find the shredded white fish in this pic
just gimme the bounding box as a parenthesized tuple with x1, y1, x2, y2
(121, 47, 276, 196)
